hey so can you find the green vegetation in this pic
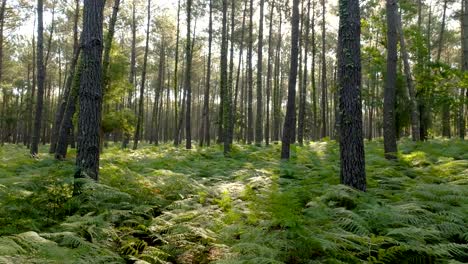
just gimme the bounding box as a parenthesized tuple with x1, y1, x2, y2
(0, 139, 467, 263)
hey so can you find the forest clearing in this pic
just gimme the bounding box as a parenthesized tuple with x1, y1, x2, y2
(0, 0, 467, 262)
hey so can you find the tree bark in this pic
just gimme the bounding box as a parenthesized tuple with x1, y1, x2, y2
(384, 0, 398, 159)
(281, 0, 300, 159)
(75, 0, 105, 180)
(338, 0, 366, 191)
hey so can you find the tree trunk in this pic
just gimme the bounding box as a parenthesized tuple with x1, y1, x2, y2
(31, 0, 45, 157)
(396, 12, 420, 141)
(281, 0, 300, 159)
(200, 0, 213, 147)
(50, 0, 80, 154)
(461, 0, 468, 139)
(311, 1, 317, 140)
(246, 0, 254, 144)
(55, 55, 82, 160)
(220, 0, 230, 154)
(0, 0, 6, 145)
(272, 9, 282, 142)
(255, 0, 265, 145)
(320, 0, 327, 139)
(75, 0, 105, 180)
(338, 0, 366, 191)
(133, 0, 151, 150)
(173, 0, 181, 146)
(185, 0, 193, 149)
(265, 0, 275, 145)
(122, 0, 137, 149)
(298, 0, 310, 145)
(384, 0, 398, 159)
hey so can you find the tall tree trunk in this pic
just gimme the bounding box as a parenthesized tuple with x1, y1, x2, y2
(31, 0, 45, 157)
(320, 0, 327, 138)
(247, 0, 254, 144)
(265, 0, 275, 145)
(200, 0, 213, 147)
(396, 12, 420, 141)
(461, 0, 468, 139)
(185, 0, 193, 149)
(437, 0, 451, 138)
(281, 0, 300, 159)
(272, 10, 282, 142)
(298, 0, 310, 145)
(123, 0, 137, 149)
(0, 0, 6, 145)
(311, 1, 317, 140)
(133, 0, 151, 150)
(384, 0, 398, 159)
(102, 0, 121, 92)
(55, 56, 82, 160)
(338, 0, 366, 191)
(50, 0, 80, 154)
(255, 0, 265, 145)
(173, 0, 181, 146)
(75, 0, 105, 180)
(220, 0, 230, 154)
(227, 0, 235, 146)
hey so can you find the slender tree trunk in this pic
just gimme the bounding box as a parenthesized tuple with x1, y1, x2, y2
(220, 0, 230, 154)
(311, 1, 317, 140)
(461, 0, 468, 139)
(173, 0, 181, 146)
(396, 12, 420, 141)
(75, 0, 105, 180)
(320, 0, 327, 139)
(102, 0, 121, 92)
(50, 0, 80, 154)
(246, 0, 254, 144)
(281, 0, 300, 159)
(200, 0, 213, 147)
(384, 0, 398, 159)
(185, 0, 193, 149)
(265, 0, 275, 145)
(298, 0, 310, 145)
(0, 0, 6, 145)
(133, 0, 151, 150)
(255, 0, 265, 145)
(31, 0, 45, 157)
(233, 0, 248, 143)
(273, 10, 282, 142)
(227, 0, 235, 146)
(338, 0, 366, 191)
(122, 0, 137, 149)
(55, 56, 82, 160)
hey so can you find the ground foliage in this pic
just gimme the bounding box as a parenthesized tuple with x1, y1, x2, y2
(0, 139, 467, 263)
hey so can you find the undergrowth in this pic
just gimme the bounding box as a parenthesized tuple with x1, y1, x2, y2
(0, 139, 467, 263)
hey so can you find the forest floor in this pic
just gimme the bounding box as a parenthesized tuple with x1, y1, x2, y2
(0, 139, 467, 263)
